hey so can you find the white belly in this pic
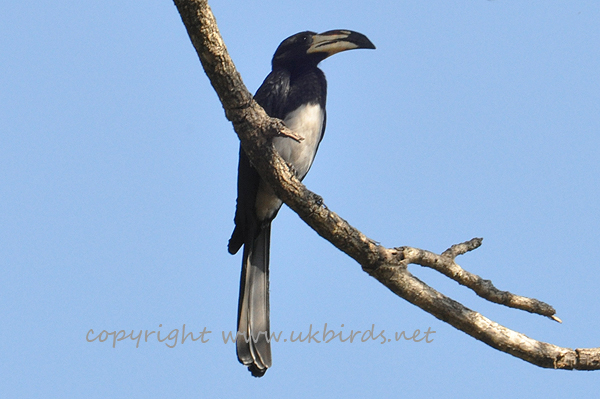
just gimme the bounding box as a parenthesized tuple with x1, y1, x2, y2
(255, 103, 324, 221)
(273, 103, 324, 180)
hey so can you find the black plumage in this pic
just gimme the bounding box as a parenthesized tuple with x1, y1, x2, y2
(228, 30, 375, 377)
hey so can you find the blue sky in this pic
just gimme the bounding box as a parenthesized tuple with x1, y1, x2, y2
(2, 1, 599, 397)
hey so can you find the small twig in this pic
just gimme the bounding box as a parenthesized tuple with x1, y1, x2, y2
(272, 120, 304, 142)
(442, 237, 483, 258)
(400, 242, 558, 320)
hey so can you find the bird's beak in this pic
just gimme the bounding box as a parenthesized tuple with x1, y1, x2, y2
(307, 30, 376, 57)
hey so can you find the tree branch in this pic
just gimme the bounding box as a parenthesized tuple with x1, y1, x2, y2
(173, 0, 600, 370)
(404, 238, 560, 322)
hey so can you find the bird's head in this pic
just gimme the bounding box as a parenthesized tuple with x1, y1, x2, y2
(272, 30, 375, 70)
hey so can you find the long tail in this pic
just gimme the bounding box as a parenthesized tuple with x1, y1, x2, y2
(236, 223, 272, 377)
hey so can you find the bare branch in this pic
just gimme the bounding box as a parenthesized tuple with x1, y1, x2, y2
(441, 237, 483, 258)
(173, 0, 600, 370)
(368, 262, 598, 370)
(399, 240, 558, 320)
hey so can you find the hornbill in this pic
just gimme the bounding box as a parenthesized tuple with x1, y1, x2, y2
(228, 29, 375, 377)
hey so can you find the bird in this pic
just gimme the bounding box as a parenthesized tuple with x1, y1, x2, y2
(227, 29, 375, 377)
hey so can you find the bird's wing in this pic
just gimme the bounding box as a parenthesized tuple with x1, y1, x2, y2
(253, 69, 291, 119)
(228, 70, 290, 254)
